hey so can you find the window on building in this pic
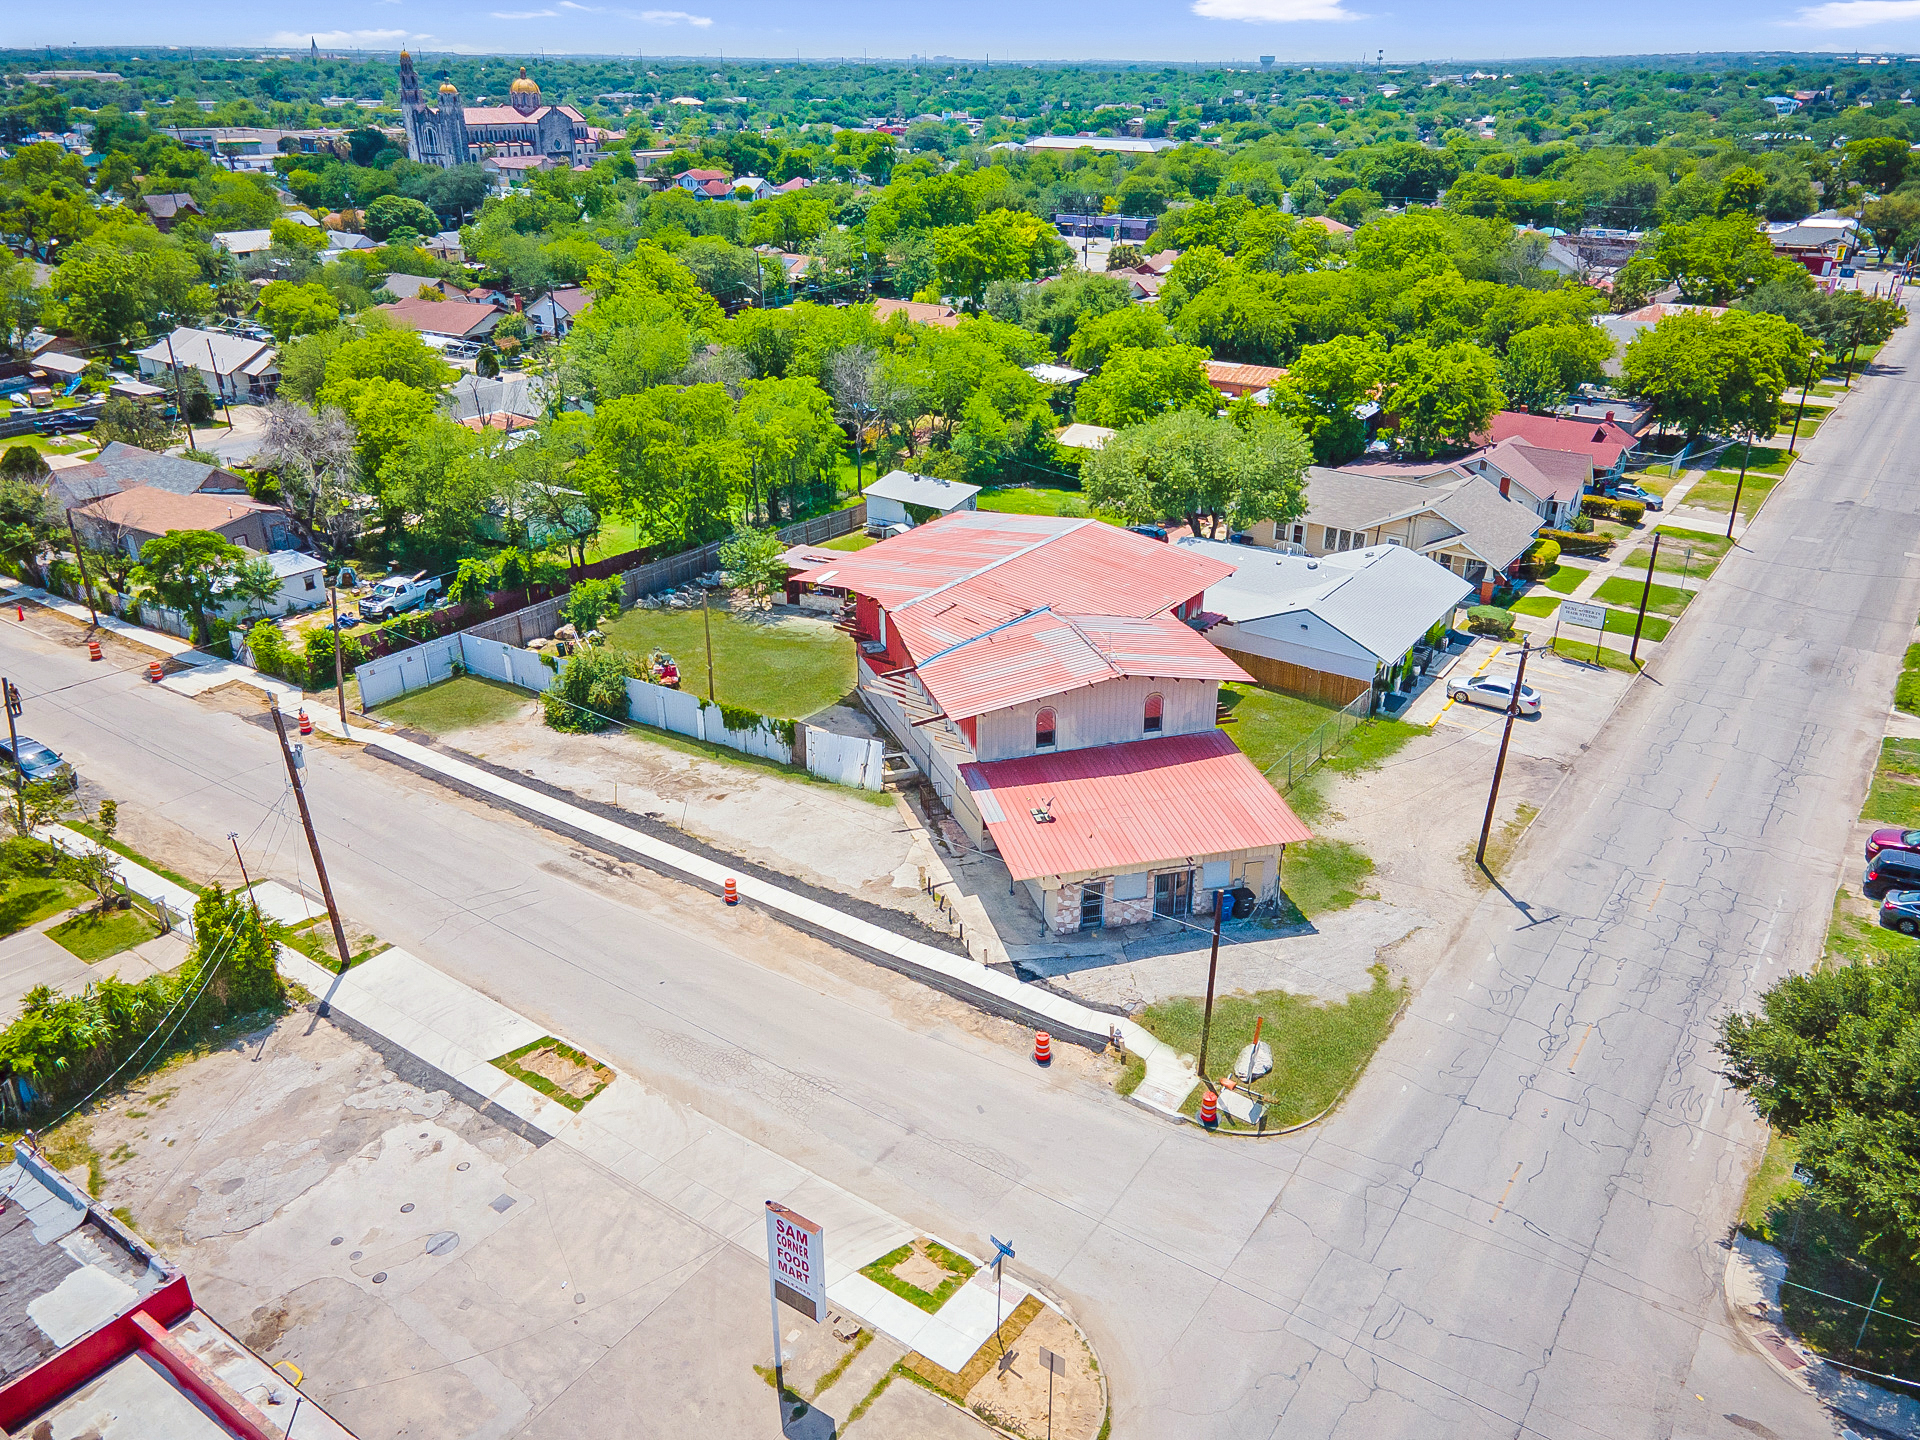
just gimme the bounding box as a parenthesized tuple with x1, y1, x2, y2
(304, 574, 318, 591)
(1035, 707, 1057, 750)
(1144, 693, 1164, 734)
(1323, 526, 1340, 550)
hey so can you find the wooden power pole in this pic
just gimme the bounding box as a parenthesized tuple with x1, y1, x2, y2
(268, 703, 354, 984)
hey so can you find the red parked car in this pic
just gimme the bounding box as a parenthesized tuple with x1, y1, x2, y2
(1867, 827, 1920, 861)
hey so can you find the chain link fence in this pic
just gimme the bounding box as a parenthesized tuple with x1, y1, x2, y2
(1261, 689, 1375, 793)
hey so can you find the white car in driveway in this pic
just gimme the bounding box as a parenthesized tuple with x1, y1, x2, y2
(1449, 675, 1542, 715)
(1613, 483, 1663, 511)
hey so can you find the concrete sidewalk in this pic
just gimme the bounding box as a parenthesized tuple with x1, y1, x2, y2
(276, 942, 1041, 1375)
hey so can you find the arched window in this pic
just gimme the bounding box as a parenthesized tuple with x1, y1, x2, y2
(1144, 693, 1164, 734)
(1035, 707, 1057, 750)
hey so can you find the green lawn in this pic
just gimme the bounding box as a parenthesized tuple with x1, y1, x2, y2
(0, 877, 94, 938)
(820, 532, 875, 551)
(1895, 643, 1920, 717)
(1593, 575, 1693, 617)
(47, 906, 162, 962)
(1218, 684, 1345, 777)
(1684, 468, 1784, 520)
(583, 517, 648, 564)
(975, 484, 1088, 517)
(1862, 739, 1920, 827)
(1540, 564, 1591, 594)
(1281, 839, 1376, 917)
(600, 605, 855, 719)
(1510, 595, 1672, 642)
(1551, 636, 1642, 672)
(375, 675, 533, 735)
(1623, 529, 1730, 581)
(1134, 965, 1406, 1127)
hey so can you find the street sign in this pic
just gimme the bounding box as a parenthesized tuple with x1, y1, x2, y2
(765, 1201, 824, 1321)
(1039, 1346, 1067, 1377)
(1561, 601, 1606, 631)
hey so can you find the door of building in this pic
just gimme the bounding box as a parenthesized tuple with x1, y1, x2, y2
(1154, 869, 1192, 918)
(1079, 881, 1106, 931)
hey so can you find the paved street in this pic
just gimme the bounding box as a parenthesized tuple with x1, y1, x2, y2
(3, 315, 1915, 1437)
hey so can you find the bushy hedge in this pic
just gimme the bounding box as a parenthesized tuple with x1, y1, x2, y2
(1582, 495, 1646, 524)
(1465, 605, 1515, 638)
(542, 646, 643, 732)
(1538, 528, 1613, 558)
(1515, 537, 1561, 578)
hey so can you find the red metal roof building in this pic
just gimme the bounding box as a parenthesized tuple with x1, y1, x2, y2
(1474, 411, 1640, 476)
(796, 514, 1310, 933)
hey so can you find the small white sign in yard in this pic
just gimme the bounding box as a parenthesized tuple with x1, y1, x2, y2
(765, 1201, 825, 1321)
(1560, 601, 1607, 631)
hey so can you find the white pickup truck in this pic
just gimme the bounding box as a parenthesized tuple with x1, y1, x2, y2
(359, 571, 443, 620)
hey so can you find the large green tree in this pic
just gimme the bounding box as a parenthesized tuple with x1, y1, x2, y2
(1081, 406, 1311, 539)
(1381, 340, 1506, 456)
(131, 530, 246, 645)
(1074, 344, 1215, 428)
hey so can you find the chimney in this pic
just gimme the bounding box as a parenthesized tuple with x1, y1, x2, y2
(514, 294, 523, 313)
(1605, 411, 1614, 422)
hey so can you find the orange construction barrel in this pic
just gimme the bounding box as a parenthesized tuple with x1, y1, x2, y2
(1199, 1090, 1219, 1128)
(724, 876, 739, 905)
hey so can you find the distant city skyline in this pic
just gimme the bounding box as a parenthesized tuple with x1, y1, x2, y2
(15, 0, 1920, 68)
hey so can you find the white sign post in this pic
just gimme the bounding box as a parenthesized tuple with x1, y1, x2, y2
(1557, 600, 1607, 664)
(765, 1200, 825, 1390)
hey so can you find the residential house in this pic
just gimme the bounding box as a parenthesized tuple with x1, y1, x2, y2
(1055, 422, 1115, 451)
(43, 442, 252, 514)
(210, 228, 276, 259)
(771, 176, 813, 195)
(136, 192, 202, 232)
(728, 174, 776, 201)
(425, 229, 466, 261)
(70, 486, 294, 557)
(794, 514, 1310, 932)
(1343, 437, 1593, 530)
(1178, 535, 1472, 705)
(671, 168, 734, 199)
(375, 296, 507, 344)
(326, 230, 376, 252)
(1026, 363, 1088, 388)
(219, 549, 328, 616)
(1247, 465, 1544, 599)
(862, 469, 980, 528)
(1205, 359, 1285, 400)
(133, 327, 279, 405)
(1120, 272, 1164, 302)
(1474, 410, 1640, 480)
(1594, 303, 1727, 375)
(446, 371, 547, 424)
(1301, 216, 1353, 237)
(0, 1141, 358, 1439)
(526, 285, 590, 338)
(872, 298, 962, 329)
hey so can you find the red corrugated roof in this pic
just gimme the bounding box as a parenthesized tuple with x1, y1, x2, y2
(960, 730, 1311, 882)
(913, 609, 1247, 721)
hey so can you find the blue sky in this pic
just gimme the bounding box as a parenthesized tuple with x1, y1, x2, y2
(15, 0, 1920, 65)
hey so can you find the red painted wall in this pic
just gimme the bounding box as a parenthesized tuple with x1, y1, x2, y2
(0, 1273, 192, 1430)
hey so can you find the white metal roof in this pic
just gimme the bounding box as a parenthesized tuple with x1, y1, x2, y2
(863, 469, 981, 511)
(1177, 537, 1473, 665)
(1026, 363, 1088, 385)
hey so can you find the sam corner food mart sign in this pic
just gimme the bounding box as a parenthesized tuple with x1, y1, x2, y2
(766, 1201, 825, 1321)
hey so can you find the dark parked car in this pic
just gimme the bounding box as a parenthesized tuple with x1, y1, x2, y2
(1864, 849, 1920, 899)
(1128, 525, 1168, 542)
(0, 735, 76, 790)
(1867, 826, 1920, 861)
(1882, 890, 1920, 936)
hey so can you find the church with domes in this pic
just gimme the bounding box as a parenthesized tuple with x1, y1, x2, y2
(398, 53, 604, 169)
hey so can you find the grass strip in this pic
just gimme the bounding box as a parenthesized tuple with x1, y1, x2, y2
(47, 906, 162, 962)
(844, 1367, 896, 1426)
(898, 1294, 1045, 1402)
(1592, 576, 1693, 616)
(1862, 739, 1920, 827)
(0, 876, 96, 938)
(1550, 637, 1641, 673)
(489, 1035, 613, 1112)
(811, 1328, 873, 1399)
(1541, 565, 1590, 594)
(859, 1239, 979, 1315)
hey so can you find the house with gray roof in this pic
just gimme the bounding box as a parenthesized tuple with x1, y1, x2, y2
(134, 326, 279, 405)
(1243, 465, 1543, 599)
(43, 442, 251, 514)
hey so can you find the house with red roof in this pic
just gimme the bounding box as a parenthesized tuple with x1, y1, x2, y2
(1475, 410, 1640, 478)
(795, 514, 1310, 932)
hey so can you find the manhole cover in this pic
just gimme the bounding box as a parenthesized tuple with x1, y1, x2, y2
(456, 1162, 470, 1172)
(425, 1231, 459, 1256)
(400, 1203, 415, 1214)
(330, 1237, 343, 1247)
(372, 1272, 387, 1284)
(490, 1194, 515, 1213)
(350, 1251, 363, 1261)
(575, 1294, 585, 1305)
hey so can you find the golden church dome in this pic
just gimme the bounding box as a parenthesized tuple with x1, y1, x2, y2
(510, 69, 540, 96)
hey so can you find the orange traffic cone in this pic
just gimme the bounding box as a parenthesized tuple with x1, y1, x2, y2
(723, 877, 738, 905)
(1034, 1032, 1051, 1066)
(1199, 1090, 1219, 1128)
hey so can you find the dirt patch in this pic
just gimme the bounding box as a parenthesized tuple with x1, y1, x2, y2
(515, 1043, 603, 1099)
(965, 1305, 1103, 1440)
(893, 1238, 961, 1292)
(490, 1036, 613, 1111)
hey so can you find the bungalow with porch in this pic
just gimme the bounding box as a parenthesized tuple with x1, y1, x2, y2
(794, 514, 1311, 933)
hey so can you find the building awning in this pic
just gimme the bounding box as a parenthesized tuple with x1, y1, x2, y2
(959, 729, 1311, 883)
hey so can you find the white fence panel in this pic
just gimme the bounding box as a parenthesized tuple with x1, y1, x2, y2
(801, 727, 885, 791)
(354, 635, 463, 708)
(657, 686, 705, 739)
(460, 634, 554, 694)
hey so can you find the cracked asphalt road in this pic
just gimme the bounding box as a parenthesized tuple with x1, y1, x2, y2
(2, 324, 1913, 1439)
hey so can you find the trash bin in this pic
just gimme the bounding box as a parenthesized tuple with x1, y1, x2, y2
(1230, 885, 1256, 919)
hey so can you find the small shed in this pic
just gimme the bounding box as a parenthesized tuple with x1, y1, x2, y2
(862, 470, 981, 529)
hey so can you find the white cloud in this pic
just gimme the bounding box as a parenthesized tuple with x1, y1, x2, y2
(1191, 0, 1361, 18)
(1784, 0, 1920, 24)
(492, 7, 558, 15)
(264, 28, 411, 45)
(639, 8, 715, 22)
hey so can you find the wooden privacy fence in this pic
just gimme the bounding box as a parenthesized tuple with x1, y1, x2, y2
(1219, 648, 1372, 707)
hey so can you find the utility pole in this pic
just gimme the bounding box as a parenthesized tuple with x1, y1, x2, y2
(1787, 350, 1817, 452)
(1474, 638, 1531, 869)
(328, 584, 348, 731)
(162, 330, 196, 453)
(65, 513, 97, 626)
(268, 703, 353, 982)
(229, 831, 261, 922)
(701, 586, 716, 702)
(1629, 533, 1661, 666)
(1195, 887, 1228, 1084)
(2, 679, 21, 833)
(1726, 439, 1751, 541)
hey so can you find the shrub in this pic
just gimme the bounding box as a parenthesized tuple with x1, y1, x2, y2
(1465, 605, 1515, 638)
(718, 526, 788, 604)
(541, 646, 640, 732)
(446, 556, 495, 606)
(301, 626, 367, 690)
(1537, 527, 1613, 558)
(1568, 513, 1595, 534)
(1516, 537, 1561, 578)
(1582, 495, 1645, 525)
(246, 619, 292, 678)
(562, 576, 622, 633)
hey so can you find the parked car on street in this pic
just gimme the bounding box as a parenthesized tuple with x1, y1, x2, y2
(1448, 675, 1542, 715)
(1864, 849, 1920, 899)
(1613, 483, 1663, 511)
(1867, 827, 1920, 861)
(1881, 889, 1920, 935)
(0, 735, 77, 790)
